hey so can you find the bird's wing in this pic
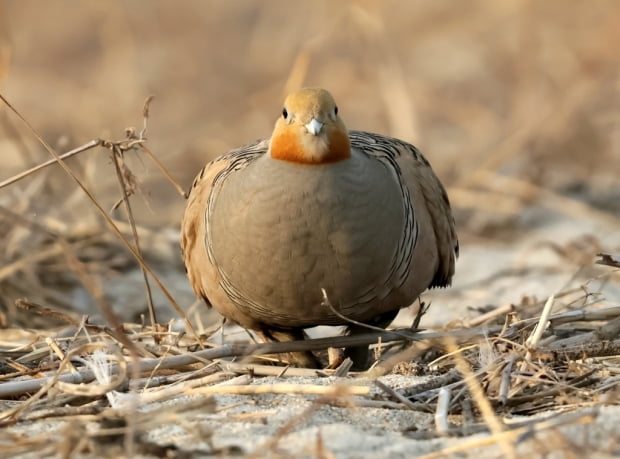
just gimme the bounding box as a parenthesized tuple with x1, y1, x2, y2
(349, 130, 458, 288)
(180, 139, 269, 304)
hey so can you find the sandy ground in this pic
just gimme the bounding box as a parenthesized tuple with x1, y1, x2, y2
(1, 378, 619, 458)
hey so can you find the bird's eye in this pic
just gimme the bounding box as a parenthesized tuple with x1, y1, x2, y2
(282, 107, 288, 119)
(334, 106, 338, 116)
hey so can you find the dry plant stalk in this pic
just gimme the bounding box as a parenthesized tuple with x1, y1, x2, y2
(191, 383, 370, 396)
(0, 92, 199, 351)
(444, 338, 516, 459)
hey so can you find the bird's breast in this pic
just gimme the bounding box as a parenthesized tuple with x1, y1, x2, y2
(207, 151, 408, 324)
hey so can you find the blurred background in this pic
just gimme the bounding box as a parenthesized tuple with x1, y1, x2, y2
(0, 0, 619, 330)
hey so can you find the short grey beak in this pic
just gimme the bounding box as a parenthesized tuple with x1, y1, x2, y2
(305, 118, 324, 135)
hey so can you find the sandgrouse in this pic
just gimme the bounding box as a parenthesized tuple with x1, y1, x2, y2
(181, 88, 458, 369)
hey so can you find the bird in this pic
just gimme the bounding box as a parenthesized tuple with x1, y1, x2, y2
(181, 88, 458, 369)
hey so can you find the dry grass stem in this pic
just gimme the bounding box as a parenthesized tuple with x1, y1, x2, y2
(374, 380, 431, 412)
(525, 295, 555, 349)
(596, 253, 620, 269)
(434, 387, 451, 435)
(0, 92, 201, 350)
(446, 338, 515, 458)
(191, 383, 370, 397)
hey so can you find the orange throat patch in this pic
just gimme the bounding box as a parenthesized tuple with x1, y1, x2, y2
(270, 129, 351, 164)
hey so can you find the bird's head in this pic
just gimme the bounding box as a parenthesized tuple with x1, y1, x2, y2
(269, 88, 351, 164)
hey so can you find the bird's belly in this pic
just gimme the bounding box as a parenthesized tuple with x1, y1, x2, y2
(209, 156, 408, 327)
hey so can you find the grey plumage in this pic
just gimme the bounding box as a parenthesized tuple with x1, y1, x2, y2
(181, 88, 457, 368)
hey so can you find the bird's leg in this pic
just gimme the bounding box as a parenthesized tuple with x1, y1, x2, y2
(256, 328, 322, 368)
(344, 309, 399, 370)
